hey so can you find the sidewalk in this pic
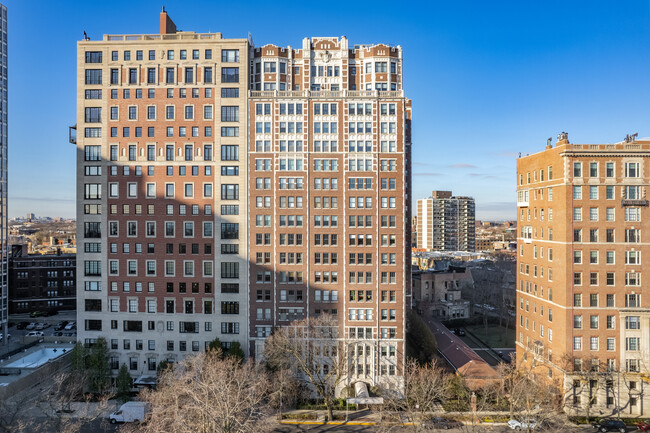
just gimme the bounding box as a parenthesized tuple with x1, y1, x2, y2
(33, 400, 122, 421)
(279, 409, 381, 425)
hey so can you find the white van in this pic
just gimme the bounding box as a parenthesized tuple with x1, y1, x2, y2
(109, 401, 148, 424)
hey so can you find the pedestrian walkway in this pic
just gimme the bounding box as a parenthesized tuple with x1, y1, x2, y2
(279, 409, 381, 425)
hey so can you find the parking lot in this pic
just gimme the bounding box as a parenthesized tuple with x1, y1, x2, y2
(1, 311, 77, 356)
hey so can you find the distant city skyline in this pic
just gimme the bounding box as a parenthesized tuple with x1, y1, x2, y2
(4, 0, 650, 219)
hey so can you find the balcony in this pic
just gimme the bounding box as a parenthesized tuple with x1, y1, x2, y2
(622, 199, 648, 207)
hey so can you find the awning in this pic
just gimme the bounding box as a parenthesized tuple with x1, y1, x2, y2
(134, 375, 157, 386)
(346, 382, 384, 405)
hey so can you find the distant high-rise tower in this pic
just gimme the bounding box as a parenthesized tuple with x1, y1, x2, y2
(0, 3, 7, 345)
(416, 191, 475, 251)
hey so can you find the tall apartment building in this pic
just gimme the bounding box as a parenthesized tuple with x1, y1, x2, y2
(77, 10, 249, 373)
(517, 133, 650, 416)
(416, 191, 475, 252)
(0, 3, 7, 346)
(77, 10, 411, 391)
(248, 38, 411, 391)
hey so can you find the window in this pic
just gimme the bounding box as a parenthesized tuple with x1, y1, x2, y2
(221, 127, 239, 137)
(573, 315, 582, 329)
(626, 337, 640, 351)
(221, 49, 239, 62)
(184, 67, 194, 84)
(85, 107, 101, 123)
(185, 105, 194, 120)
(573, 162, 582, 177)
(574, 337, 582, 351)
(625, 162, 640, 178)
(221, 262, 239, 279)
(221, 184, 239, 200)
(85, 69, 102, 85)
(221, 67, 239, 83)
(221, 106, 239, 122)
(626, 316, 641, 330)
(573, 208, 582, 221)
(573, 186, 582, 199)
(221, 145, 239, 161)
(221, 88, 239, 98)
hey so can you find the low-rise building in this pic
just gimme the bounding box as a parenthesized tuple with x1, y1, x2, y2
(476, 237, 494, 251)
(430, 320, 501, 389)
(412, 266, 472, 319)
(8, 249, 76, 314)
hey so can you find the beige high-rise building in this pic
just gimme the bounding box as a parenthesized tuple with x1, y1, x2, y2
(77, 10, 250, 373)
(517, 132, 650, 416)
(76, 10, 411, 391)
(416, 191, 475, 252)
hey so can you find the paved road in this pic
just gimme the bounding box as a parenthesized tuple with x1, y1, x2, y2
(274, 425, 383, 432)
(274, 424, 589, 432)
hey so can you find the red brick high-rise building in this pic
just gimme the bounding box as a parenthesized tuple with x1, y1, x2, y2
(517, 132, 650, 416)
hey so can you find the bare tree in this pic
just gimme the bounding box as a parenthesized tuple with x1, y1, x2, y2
(267, 366, 303, 415)
(559, 356, 606, 423)
(35, 372, 113, 433)
(380, 359, 452, 432)
(264, 314, 345, 421)
(133, 350, 271, 433)
(561, 356, 645, 421)
(498, 357, 566, 432)
(0, 391, 37, 433)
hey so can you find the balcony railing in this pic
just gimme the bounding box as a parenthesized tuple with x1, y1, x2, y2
(249, 89, 405, 99)
(104, 32, 223, 41)
(622, 199, 649, 207)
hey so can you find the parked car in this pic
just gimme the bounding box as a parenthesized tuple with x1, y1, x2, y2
(508, 419, 537, 430)
(35, 323, 46, 331)
(636, 420, 650, 431)
(63, 332, 76, 337)
(593, 419, 626, 433)
(54, 321, 68, 331)
(53, 331, 63, 337)
(109, 402, 148, 424)
(26, 331, 44, 337)
(456, 328, 466, 336)
(423, 417, 463, 430)
(64, 322, 76, 331)
(15, 322, 29, 330)
(25, 323, 37, 330)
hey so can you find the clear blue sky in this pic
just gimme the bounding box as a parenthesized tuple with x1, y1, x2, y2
(4, 0, 650, 219)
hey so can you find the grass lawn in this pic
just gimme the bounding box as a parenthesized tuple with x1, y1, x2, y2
(465, 324, 515, 348)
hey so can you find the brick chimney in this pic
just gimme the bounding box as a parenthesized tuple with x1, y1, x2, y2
(160, 7, 177, 34)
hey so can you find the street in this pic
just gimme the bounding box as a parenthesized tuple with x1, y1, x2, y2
(272, 423, 588, 432)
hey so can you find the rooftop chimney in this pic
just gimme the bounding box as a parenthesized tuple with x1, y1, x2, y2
(556, 131, 569, 146)
(160, 7, 177, 34)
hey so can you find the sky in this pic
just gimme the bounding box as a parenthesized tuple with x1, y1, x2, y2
(3, 0, 650, 220)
